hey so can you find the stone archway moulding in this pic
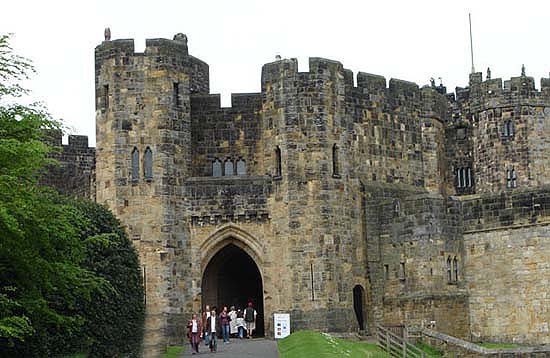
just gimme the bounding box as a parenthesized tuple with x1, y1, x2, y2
(199, 223, 264, 279)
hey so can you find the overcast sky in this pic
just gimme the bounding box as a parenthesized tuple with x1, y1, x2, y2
(4, 0, 550, 146)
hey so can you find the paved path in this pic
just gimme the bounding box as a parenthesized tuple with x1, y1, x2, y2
(179, 338, 279, 358)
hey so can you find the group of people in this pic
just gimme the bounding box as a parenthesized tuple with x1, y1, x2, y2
(186, 302, 258, 354)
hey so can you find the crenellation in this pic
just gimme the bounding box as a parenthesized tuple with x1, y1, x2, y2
(41, 34, 550, 356)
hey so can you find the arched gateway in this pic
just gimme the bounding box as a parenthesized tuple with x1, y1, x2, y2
(199, 225, 265, 336)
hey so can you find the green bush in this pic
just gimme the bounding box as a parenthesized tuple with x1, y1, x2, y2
(71, 200, 145, 358)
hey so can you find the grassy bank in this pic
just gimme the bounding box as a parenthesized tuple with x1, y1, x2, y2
(277, 330, 390, 358)
(161, 346, 184, 358)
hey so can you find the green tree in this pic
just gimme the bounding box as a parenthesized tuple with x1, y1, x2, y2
(0, 34, 105, 357)
(0, 34, 144, 357)
(71, 199, 144, 358)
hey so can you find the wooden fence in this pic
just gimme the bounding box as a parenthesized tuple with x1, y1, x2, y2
(376, 324, 435, 358)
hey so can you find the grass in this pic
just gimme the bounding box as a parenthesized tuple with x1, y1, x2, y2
(277, 330, 390, 358)
(415, 341, 444, 357)
(478, 342, 521, 349)
(161, 346, 184, 358)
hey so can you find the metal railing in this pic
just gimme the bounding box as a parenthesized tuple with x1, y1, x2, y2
(376, 324, 435, 358)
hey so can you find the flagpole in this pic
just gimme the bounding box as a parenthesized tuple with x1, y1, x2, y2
(469, 13, 475, 73)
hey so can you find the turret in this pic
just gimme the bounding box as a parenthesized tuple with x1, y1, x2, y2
(95, 33, 209, 356)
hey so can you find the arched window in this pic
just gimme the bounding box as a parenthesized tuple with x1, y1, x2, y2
(144, 147, 153, 180)
(446, 256, 452, 283)
(236, 158, 246, 175)
(332, 144, 340, 177)
(212, 159, 222, 177)
(275, 146, 282, 177)
(507, 168, 518, 188)
(131, 147, 139, 182)
(503, 120, 514, 138)
(453, 257, 458, 282)
(393, 200, 401, 217)
(466, 167, 472, 187)
(224, 159, 234, 176)
(399, 262, 406, 280)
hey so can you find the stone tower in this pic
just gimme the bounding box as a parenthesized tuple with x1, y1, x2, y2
(94, 35, 209, 355)
(260, 58, 368, 330)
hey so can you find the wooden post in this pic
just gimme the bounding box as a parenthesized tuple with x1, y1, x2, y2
(402, 339, 407, 358)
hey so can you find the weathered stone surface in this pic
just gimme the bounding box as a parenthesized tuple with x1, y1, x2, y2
(41, 34, 550, 357)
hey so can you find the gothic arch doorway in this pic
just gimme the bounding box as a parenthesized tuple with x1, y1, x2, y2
(353, 285, 366, 331)
(201, 243, 264, 336)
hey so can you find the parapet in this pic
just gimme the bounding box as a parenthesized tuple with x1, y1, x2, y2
(190, 92, 262, 114)
(357, 72, 387, 93)
(96, 34, 210, 94)
(96, 35, 189, 58)
(389, 78, 419, 97)
(68, 135, 89, 149)
(41, 129, 63, 147)
(307, 57, 344, 75)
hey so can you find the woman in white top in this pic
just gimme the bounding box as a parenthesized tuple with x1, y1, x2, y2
(229, 306, 238, 336)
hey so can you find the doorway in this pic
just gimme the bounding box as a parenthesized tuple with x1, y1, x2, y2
(202, 243, 264, 336)
(353, 285, 366, 331)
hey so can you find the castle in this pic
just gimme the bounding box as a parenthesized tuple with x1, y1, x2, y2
(45, 33, 550, 356)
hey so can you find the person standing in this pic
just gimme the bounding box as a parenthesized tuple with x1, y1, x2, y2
(220, 306, 231, 343)
(186, 313, 202, 355)
(244, 302, 257, 339)
(201, 304, 211, 347)
(228, 306, 238, 337)
(235, 308, 245, 339)
(205, 307, 219, 352)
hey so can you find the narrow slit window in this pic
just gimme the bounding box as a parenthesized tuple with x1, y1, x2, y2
(173, 82, 180, 108)
(453, 257, 458, 282)
(212, 159, 222, 177)
(384, 264, 389, 280)
(224, 159, 234, 176)
(332, 144, 340, 177)
(144, 147, 153, 180)
(466, 167, 472, 187)
(275, 146, 282, 177)
(131, 147, 139, 182)
(446, 256, 452, 282)
(399, 262, 406, 280)
(236, 158, 246, 175)
(507, 168, 517, 188)
(103, 84, 109, 111)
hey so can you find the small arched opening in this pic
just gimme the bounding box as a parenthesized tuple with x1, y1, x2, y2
(202, 243, 264, 336)
(352, 285, 366, 331)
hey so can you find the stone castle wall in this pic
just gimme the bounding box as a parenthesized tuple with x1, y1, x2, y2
(460, 187, 550, 344)
(40, 130, 96, 199)
(39, 33, 550, 356)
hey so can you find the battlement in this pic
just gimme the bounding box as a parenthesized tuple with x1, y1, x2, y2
(190, 93, 262, 112)
(95, 35, 189, 58)
(95, 34, 209, 94)
(261, 57, 436, 106)
(455, 70, 550, 109)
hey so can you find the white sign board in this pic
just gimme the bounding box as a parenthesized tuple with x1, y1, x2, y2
(273, 313, 291, 339)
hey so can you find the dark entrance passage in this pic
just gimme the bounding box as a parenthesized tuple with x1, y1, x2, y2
(202, 243, 264, 336)
(353, 285, 366, 331)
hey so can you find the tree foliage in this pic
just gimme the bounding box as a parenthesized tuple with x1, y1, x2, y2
(71, 200, 145, 358)
(0, 34, 144, 357)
